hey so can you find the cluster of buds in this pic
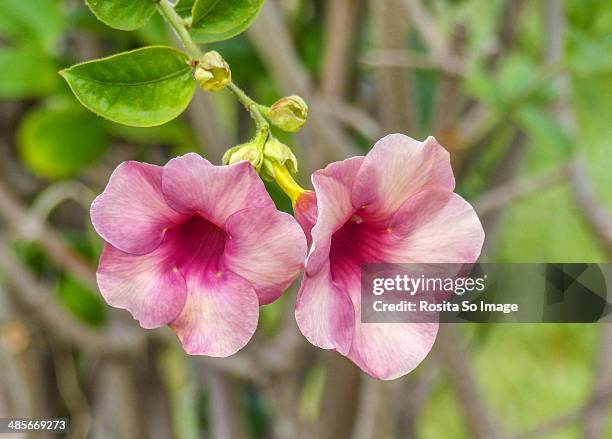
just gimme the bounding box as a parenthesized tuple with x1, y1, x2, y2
(194, 49, 306, 196)
(222, 140, 264, 170)
(260, 137, 298, 180)
(193, 50, 231, 92)
(222, 132, 297, 182)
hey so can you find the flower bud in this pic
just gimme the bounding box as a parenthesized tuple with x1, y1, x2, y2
(268, 95, 308, 132)
(261, 137, 298, 180)
(222, 142, 263, 170)
(194, 51, 231, 92)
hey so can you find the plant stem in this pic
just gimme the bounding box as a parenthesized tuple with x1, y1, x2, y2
(156, 0, 301, 202)
(227, 82, 269, 132)
(156, 0, 202, 58)
(156, 0, 269, 132)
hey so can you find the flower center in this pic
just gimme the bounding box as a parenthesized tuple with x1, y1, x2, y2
(329, 211, 388, 284)
(165, 214, 227, 275)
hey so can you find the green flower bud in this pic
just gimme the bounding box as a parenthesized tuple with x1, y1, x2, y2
(268, 95, 308, 132)
(261, 137, 298, 180)
(194, 51, 231, 92)
(222, 142, 263, 170)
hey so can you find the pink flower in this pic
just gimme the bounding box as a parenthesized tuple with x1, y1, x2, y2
(294, 134, 484, 379)
(91, 153, 306, 357)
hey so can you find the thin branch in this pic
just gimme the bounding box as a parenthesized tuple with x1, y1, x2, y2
(360, 49, 465, 77)
(487, 0, 529, 67)
(324, 98, 383, 141)
(0, 178, 96, 288)
(371, 0, 413, 132)
(201, 368, 248, 439)
(436, 328, 503, 439)
(318, 354, 362, 439)
(433, 24, 468, 136)
(399, 0, 448, 59)
(248, 1, 359, 168)
(568, 158, 612, 256)
(0, 236, 144, 356)
(351, 378, 394, 439)
(473, 164, 568, 216)
(320, 0, 362, 98)
(584, 324, 612, 438)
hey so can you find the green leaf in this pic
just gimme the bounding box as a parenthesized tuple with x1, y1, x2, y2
(60, 46, 196, 127)
(0, 47, 58, 98)
(135, 13, 171, 45)
(190, 0, 265, 43)
(175, 0, 196, 18)
(17, 105, 108, 179)
(85, 0, 156, 31)
(515, 106, 573, 156)
(56, 274, 107, 326)
(569, 30, 612, 76)
(0, 0, 64, 52)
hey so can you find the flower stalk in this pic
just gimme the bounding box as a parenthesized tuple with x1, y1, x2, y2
(156, 0, 303, 202)
(156, 0, 202, 58)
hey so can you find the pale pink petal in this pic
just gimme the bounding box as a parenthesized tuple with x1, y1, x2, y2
(306, 156, 364, 276)
(384, 190, 484, 263)
(170, 271, 259, 357)
(91, 161, 185, 255)
(331, 263, 438, 380)
(352, 135, 455, 221)
(348, 320, 438, 380)
(295, 262, 354, 355)
(96, 243, 187, 329)
(293, 190, 318, 246)
(224, 207, 307, 305)
(162, 153, 274, 227)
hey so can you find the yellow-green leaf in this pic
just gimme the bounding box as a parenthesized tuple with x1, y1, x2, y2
(18, 105, 108, 179)
(0, 47, 58, 98)
(85, 0, 156, 31)
(60, 46, 196, 127)
(190, 0, 265, 43)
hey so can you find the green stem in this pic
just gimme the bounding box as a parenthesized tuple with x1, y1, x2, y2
(155, 0, 300, 203)
(227, 82, 269, 133)
(156, 1, 269, 136)
(156, 0, 202, 58)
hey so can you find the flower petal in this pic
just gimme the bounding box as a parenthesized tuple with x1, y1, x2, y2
(327, 264, 438, 380)
(385, 190, 485, 263)
(96, 243, 187, 329)
(293, 190, 318, 246)
(348, 320, 438, 380)
(306, 156, 364, 276)
(224, 207, 307, 305)
(91, 161, 185, 255)
(162, 153, 274, 227)
(352, 134, 455, 221)
(295, 262, 354, 355)
(170, 271, 259, 357)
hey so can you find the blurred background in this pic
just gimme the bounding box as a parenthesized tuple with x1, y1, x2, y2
(0, 0, 611, 438)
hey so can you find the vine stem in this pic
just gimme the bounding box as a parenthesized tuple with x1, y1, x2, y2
(156, 0, 202, 58)
(155, 0, 303, 201)
(227, 82, 268, 132)
(156, 0, 269, 132)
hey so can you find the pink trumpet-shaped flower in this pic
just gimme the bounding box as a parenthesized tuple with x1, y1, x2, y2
(294, 134, 484, 379)
(91, 153, 306, 357)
